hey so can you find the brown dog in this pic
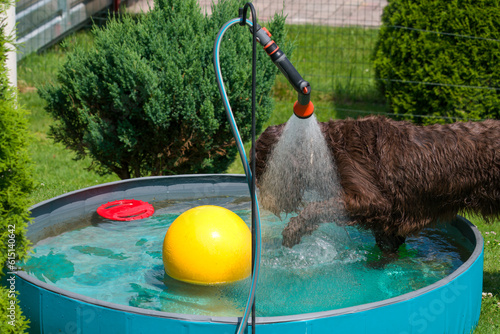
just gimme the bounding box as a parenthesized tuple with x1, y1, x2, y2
(255, 116, 500, 254)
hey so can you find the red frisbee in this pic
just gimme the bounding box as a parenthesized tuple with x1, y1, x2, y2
(96, 199, 154, 221)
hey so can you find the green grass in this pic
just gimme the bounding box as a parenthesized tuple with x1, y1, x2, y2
(472, 217, 500, 334)
(18, 23, 500, 333)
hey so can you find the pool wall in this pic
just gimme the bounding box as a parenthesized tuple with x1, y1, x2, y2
(16, 175, 483, 334)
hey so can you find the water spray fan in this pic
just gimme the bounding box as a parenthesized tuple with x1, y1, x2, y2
(213, 3, 314, 333)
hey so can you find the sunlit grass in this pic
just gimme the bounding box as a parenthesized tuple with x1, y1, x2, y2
(466, 216, 500, 334)
(18, 30, 119, 206)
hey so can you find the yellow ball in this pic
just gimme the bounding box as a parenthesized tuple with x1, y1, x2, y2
(162, 205, 251, 285)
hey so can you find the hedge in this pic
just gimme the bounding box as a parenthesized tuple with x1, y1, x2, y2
(0, 0, 33, 332)
(373, 0, 500, 124)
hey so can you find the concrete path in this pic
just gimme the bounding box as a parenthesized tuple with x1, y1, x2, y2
(127, 0, 387, 27)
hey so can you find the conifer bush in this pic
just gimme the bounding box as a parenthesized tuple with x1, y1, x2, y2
(373, 0, 500, 124)
(0, 1, 33, 332)
(41, 0, 289, 179)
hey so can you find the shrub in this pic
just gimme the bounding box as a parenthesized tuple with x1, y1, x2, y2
(0, 1, 33, 332)
(40, 0, 289, 179)
(373, 0, 500, 124)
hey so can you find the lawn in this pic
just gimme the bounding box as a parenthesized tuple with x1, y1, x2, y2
(17, 23, 500, 333)
(18, 33, 119, 204)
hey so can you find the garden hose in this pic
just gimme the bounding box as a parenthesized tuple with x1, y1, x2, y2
(213, 12, 261, 334)
(214, 3, 314, 332)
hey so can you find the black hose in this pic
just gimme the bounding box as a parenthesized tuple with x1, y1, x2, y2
(240, 2, 258, 333)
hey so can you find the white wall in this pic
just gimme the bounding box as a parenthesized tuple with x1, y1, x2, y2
(2, 2, 16, 87)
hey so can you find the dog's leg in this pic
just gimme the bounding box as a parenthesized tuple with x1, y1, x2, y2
(282, 215, 318, 247)
(364, 229, 407, 268)
(373, 229, 406, 255)
(282, 198, 347, 247)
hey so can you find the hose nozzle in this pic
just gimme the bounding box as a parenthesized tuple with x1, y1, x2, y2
(245, 20, 314, 119)
(293, 100, 314, 119)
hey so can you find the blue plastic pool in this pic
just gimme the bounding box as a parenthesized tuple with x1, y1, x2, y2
(15, 175, 483, 334)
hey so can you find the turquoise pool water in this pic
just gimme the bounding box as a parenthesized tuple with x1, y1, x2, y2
(22, 196, 473, 317)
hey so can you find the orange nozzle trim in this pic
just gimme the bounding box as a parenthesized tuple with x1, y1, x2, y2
(262, 27, 272, 37)
(293, 101, 314, 119)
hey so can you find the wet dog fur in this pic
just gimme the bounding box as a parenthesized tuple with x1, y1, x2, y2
(255, 116, 500, 254)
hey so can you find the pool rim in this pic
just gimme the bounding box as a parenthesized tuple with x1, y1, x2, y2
(17, 174, 484, 325)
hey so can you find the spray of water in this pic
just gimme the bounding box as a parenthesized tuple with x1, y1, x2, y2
(258, 114, 346, 222)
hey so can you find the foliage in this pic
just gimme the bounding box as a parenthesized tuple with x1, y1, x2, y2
(40, 0, 289, 179)
(0, 287, 30, 333)
(0, 0, 33, 332)
(373, 0, 500, 124)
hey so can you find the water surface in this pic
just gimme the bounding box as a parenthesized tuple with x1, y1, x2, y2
(22, 196, 473, 317)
